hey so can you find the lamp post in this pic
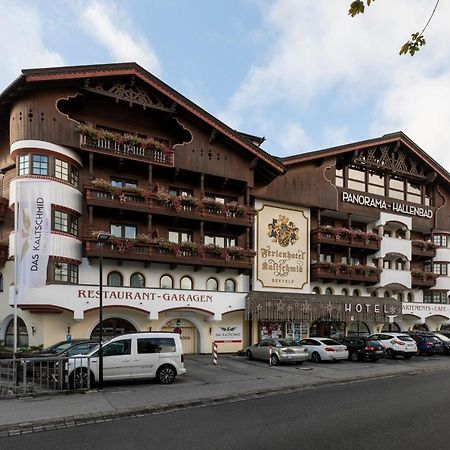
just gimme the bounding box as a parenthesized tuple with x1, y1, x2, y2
(97, 232, 112, 390)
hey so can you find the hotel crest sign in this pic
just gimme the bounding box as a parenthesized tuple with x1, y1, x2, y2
(257, 205, 309, 289)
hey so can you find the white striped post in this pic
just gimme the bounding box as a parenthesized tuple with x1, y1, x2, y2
(213, 341, 218, 367)
(269, 344, 272, 366)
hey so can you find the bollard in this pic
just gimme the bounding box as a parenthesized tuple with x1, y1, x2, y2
(269, 344, 272, 366)
(213, 341, 218, 367)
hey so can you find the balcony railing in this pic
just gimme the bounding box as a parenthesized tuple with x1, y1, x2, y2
(411, 270, 438, 288)
(85, 186, 255, 226)
(411, 240, 437, 259)
(80, 134, 174, 167)
(311, 262, 380, 284)
(311, 228, 380, 251)
(85, 238, 255, 270)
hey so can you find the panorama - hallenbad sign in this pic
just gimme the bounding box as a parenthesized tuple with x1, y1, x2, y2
(256, 204, 309, 289)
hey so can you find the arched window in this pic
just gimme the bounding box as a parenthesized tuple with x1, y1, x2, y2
(398, 293, 404, 302)
(160, 275, 173, 289)
(325, 287, 333, 295)
(180, 276, 193, 290)
(90, 317, 137, 341)
(347, 321, 370, 337)
(382, 322, 401, 332)
(130, 273, 145, 288)
(206, 277, 218, 291)
(5, 317, 29, 348)
(396, 259, 405, 270)
(341, 288, 349, 296)
(224, 279, 236, 292)
(384, 291, 390, 298)
(107, 271, 123, 287)
(371, 290, 377, 297)
(352, 289, 360, 296)
(407, 293, 414, 302)
(312, 287, 321, 295)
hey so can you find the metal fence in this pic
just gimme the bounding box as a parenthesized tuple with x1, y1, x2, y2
(0, 356, 94, 397)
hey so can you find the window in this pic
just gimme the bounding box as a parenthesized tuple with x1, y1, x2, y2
(111, 178, 138, 188)
(433, 263, 448, 276)
(347, 168, 365, 192)
(312, 287, 321, 294)
(137, 338, 176, 354)
(180, 276, 193, 290)
(368, 173, 385, 196)
(18, 155, 29, 175)
(5, 317, 28, 348)
(54, 210, 78, 236)
(424, 262, 432, 272)
(371, 291, 378, 297)
(55, 159, 69, 182)
(224, 279, 236, 292)
(325, 288, 333, 295)
(205, 193, 237, 203)
(169, 187, 193, 197)
(111, 224, 137, 239)
(341, 289, 348, 296)
(396, 259, 405, 270)
(407, 293, 414, 302)
(384, 291, 390, 298)
(335, 168, 344, 187)
(70, 167, 79, 187)
(107, 271, 123, 287)
(433, 234, 448, 247)
(383, 260, 390, 269)
(406, 181, 421, 204)
(160, 275, 173, 289)
(0, 273, 3, 292)
(204, 235, 236, 248)
(319, 253, 333, 263)
(353, 289, 360, 296)
(351, 257, 362, 266)
(169, 230, 192, 243)
(103, 339, 131, 356)
(32, 155, 49, 175)
(206, 277, 218, 291)
(389, 176, 404, 200)
(54, 262, 78, 284)
(130, 273, 145, 288)
(424, 291, 448, 304)
(398, 293, 404, 302)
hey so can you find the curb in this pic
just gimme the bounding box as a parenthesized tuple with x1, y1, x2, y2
(0, 364, 447, 437)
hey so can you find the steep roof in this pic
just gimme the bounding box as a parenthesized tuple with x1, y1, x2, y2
(0, 62, 285, 176)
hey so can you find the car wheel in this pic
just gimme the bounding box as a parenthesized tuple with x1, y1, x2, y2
(69, 368, 94, 389)
(156, 365, 176, 384)
(403, 354, 413, 360)
(270, 354, 279, 366)
(246, 350, 253, 360)
(350, 352, 360, 362)
(311, 352, 321, 363)
(386, 348, 395, 359)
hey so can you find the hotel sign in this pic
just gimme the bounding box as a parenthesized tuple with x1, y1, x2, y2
(341, 191, 433, 219)
(256, 204, 309, 289)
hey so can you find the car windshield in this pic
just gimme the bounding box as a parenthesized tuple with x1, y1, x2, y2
(42, 341, 74, 354)
(398, 336, 414, 342)
(278, 339, 300, 347)
(367, 340, 381, 347)
(434, 332, 450, 342)
(320, 339, 341, 346)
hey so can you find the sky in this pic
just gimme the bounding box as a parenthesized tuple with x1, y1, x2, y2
(1, 0, 449, 166)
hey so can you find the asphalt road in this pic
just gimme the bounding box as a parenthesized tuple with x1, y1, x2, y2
(3, 367, 450, 450)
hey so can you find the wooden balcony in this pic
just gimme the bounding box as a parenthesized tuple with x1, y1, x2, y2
(85, 187, 255, 226)
(411, 270, 438, 288)
(311, 228, 380, 252)
(85, 238, 254, 271)
(311, 262, 380, 284)
(411, 240, 436, 259)
(0, 197, 8, 222)
(80, 134, 174, 167)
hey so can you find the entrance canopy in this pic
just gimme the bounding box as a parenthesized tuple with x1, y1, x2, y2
(246, 292, 401, 323)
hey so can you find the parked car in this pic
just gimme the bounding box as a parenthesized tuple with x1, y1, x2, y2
(367, 333, 417, 359)
(245, 338, 309, 365)
(337, 337, 386, 362)
(403, 331, 444, 355)
(66, 332, 186, 388)
(297, 337, 348, 363)
(432, 332, 450, 355)
(436, 330, 450, 340)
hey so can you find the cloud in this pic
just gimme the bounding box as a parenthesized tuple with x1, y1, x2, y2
(277, 122, 312, 156)
(221, 0, 450, 162)
(0, 3, 64, 91)
(80, 0, 161, 75)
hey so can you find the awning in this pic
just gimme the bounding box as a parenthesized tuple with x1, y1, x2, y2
(245, 292, 401, 323)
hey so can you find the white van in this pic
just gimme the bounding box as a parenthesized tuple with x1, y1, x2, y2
(66, 332, 186, 388)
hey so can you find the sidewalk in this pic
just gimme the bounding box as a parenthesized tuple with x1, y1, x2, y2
(1, 354, 449, 436)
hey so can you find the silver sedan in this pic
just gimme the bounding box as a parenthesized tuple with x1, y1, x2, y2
(245, 338, 309, 365)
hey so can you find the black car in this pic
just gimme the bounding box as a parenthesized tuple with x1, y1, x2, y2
(403, 331, 443, 355)
(432, 332, 450, 355)
(337, 337, 385, 362)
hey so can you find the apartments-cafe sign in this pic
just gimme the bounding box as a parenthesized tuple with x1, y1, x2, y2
(341, 191, 433, 219)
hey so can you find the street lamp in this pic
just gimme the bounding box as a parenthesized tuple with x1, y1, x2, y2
(97, 232, 112, 390)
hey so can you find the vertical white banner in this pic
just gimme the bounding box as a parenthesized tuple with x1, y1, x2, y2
(16, 180, 52, 288)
